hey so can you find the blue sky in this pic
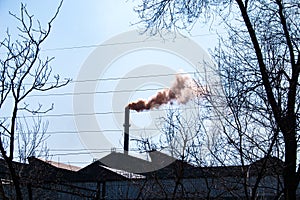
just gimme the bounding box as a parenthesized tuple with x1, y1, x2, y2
(0, 1, 221, 166)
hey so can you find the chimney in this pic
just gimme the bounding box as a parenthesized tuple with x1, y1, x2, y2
(123, 106, 130, 154)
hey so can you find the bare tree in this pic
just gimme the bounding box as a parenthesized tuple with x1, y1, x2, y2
(0, 1, 69, 199)
(16, 116, 49, 163)
(133, 100, 285, 198)
(132, 100, 223, 199)
(133, 0, 300, 199)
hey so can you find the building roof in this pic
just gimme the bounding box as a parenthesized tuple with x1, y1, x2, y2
(78, 160, 128, 181)
(141, 154, 284, 179)
(38, 158, 81, 172)
(0, 154, 285, 185)
(98, 152, 154, 173)
(27, 157, 79, 182)
(98, 150, 180, 174)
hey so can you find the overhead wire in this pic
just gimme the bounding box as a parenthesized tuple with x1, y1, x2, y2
(40, 32, 223, 52)
(19, 87, 170, 98)
(4, 70, 223, 102)
(10, 118, 222, 136)
(0, 103, 226, 119)
(17, 70, 220, 86)
(35, 145, 206, 157)
(17, 87, 223, 98)
(0, 31, 223, 55)
(41, 128, 161, 135)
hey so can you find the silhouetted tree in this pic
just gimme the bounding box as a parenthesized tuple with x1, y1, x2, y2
(0, 1, 69, 199)
(16, 116, 49, 163)
(134, 0, 300, 198)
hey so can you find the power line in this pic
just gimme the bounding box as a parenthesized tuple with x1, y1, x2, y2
(36, 145, 201, 157)
(16, 70, 219, 86)
(43, 128, 160, 135)
(5, 71, 222, 98)
(13, 119, 221, 136)
(0, 104, 225, 119)
(46, 151, 112, 157)
(69, 71, 203, 84)
(22, 87, 168, 98)
(22, 87, 222, 98)
(37, 149, 140, 157)
(0, 111, 119, 120)
(1, 31, 223, 55)
(40, 32, 222, 52)
(37, 149, 143, 157)
(24, 88, 222, 98)
(49, 148, 123, 152)
(5, 87, 223, 100)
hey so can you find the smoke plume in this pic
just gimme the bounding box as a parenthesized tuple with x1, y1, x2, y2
(128, 73, 207, 112)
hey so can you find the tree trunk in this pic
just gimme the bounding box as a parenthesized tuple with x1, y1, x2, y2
(0, 180, 8, 200)
(27, 183, 32, 200)
(5, 160, 22, 200)
(235, 0, 299, 198)
(283, 130, 297, 199)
